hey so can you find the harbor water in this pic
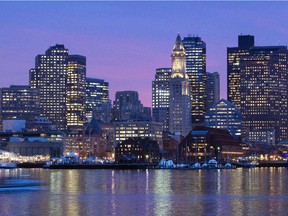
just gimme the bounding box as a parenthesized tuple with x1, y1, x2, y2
(1, 168, 288, 215)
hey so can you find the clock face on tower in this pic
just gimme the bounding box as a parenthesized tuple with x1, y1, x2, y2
(173, 59, 181, 70)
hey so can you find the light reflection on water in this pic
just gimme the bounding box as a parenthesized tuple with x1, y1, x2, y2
(1, 168, 288, 215)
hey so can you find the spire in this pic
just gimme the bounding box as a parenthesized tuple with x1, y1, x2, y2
(173, 33, 185, 53)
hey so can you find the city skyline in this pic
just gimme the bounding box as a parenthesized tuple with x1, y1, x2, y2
(1, 2, 288, 106)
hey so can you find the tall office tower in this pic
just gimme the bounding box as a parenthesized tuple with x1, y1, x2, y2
(86, 78, 109, 122)
(169, 33, 192, 136)
(206, 72, 220, 111)
(29, 44, 69, 131)
(113, 91, 151, 121)
(66, 55, 86, 131)
(152, 68, 171, 131)
(0, 85, 40, 131)
(182, 35, 206, 125)
(240, 46, 288, 144)
(204, 99, 241, 138)
(93, 102, 112, 123)
(227, 35, 254, 109)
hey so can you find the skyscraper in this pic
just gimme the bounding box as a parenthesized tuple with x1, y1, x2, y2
(240, 46, 288, 144)
(85, 77, 109, 122)
(227, 35, 254, 109)
(228, 35, 288, 144)
(152, 68, 171, 131)
(0, 85, 40, 131)
(169, 33, 192, 136)
(182, 35, 206, 125)
(206, 72, 220, 111)
(29, 44, 68, 130)
(113, 91, 151, 121)
(66, 55, 86, 131)
(204, 99, 241, 138)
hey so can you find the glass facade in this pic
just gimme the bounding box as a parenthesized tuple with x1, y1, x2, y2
(182, 35, 206, 125)
(67, 55, 86, 131)
(85, 77, 109, 122)
(152, 68, 171, 131)
(204, 99, 241, 138)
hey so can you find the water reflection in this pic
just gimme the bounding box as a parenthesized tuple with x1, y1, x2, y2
(153, 170, 172, 216)
(1, 168, 288, 215)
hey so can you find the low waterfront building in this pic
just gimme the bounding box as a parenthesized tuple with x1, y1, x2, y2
(64, 120, 115, 159)
(162, 132, 180, 160)
(115, 138, 161, 164)
(114, 121, 163, 148)
(0, 132, 63, 158)
(178, 126, 243, 163)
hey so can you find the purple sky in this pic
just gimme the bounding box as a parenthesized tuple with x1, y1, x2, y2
(1, 2, 288, 107)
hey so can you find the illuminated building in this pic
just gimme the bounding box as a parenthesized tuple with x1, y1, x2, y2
(0, 131, 63, 158)
(227, 35, 254, 109)
(67, 55, 86, 131)
(178, 126, 242, 163)
(182, 35, 206, 125)
(29, 44, 69, 131)
(114, 121, 163, 147)
(113, 91, 151, 121)
(115, 138, 161, 164)
(0, 85, 40, 131)
(206, 72, 220, 111)
(240, 46, 288, 144)
(152, 68, 171, 131)
(86, 77, 109, 122)
(169, 33, 192, 136)
(204, 99, 241, 138)
(64, 131, 84, 156)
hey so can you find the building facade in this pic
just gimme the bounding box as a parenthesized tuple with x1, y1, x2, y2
(240, 46, 288, 144)
(206, 72, 220, 111)
(29, 44, 69, 130)
(113, 91, 151, 121)
(178, 126, 242, 163)
(227, 35, 254, 109)
(115, 138, 161, 164)
(152, 68, 171, 131)
(93, 102, 112, 124)
(67, 55, 86, 131)
(114, 121, 163, 148)
(0, 85, 40, 131)
(169, 33, 192, 136)
(182, 35, 206, 125)
(204, 99, 241, 138)
(86, 78, 109, 122)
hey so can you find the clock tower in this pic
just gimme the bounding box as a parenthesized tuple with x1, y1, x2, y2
(169, 33, 192, 136)
(171, 33, 187, 79)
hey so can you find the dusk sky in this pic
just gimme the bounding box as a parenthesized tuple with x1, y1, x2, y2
(1, 2, 288, 107)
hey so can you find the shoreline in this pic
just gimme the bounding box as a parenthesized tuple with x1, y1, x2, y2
(14, 162, 288, 169)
